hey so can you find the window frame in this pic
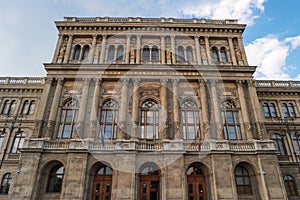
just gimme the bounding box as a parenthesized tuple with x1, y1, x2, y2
(0, 173, 12, 195)
(181, 100, 200, 140)
(220, 47, 227, 62)
(140, 100, 159, 141)
(47, 165, 64, 193)
(234, 166, 253, 195)
(10, 131, 26, 154)
(99, 99, 119, 140)
(272, 133, 286, 155)
(284, 175, 298, 196)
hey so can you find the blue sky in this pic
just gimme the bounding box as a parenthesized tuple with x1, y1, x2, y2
(0, 0, 300, 80)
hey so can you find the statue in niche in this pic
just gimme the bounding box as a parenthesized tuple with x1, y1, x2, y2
(235, 48, 242, 60)
(201, 48, 207, 59)
(166, 51, 171, 59)
(58, 44, 67, 59)
(130, 48, 135, 59)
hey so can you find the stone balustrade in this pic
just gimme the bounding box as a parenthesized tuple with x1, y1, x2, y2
(22, 139, 276, 153)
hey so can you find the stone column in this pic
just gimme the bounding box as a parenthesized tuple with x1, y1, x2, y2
(247, 80, 267, 139)
(89, 34, 97, 64)
(77, 79, 90, 138)
(117, 78, 129, 139)
(237, 36, 248, 65)
(63, 35, 73, 63)
(32, 78, 53, 137)
(52, 34, 64, 63)
(125, 35, 131, 64)
(210, 80, 222, 139)
(46, 78, 64, 138)
(136, 35, 141, 64)
(171, 35, 176, 64)
(131, 79, 140, 138)
(160, 79, 168, 140)
(199, 80, 210, 140)
(172, 79, 181, 139)
(236, 81, 252, 140)
(88, 78, 101, 138)
(204, 36, 212, 65)
(99, 35, 107, 64)
(161, 36, 166, 64)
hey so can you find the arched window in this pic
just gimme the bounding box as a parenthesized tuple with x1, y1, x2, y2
(11, 131, 26, 153)
(293, 134, 300, 155)
(47, 164, 64, 193)
(116, 45, 124, 61)
(93, 164, 113, 200)
(143, 46, 150, 61)
(82, 45, 89, 60)
(284, 175, 298, 196)
(221, 100, 242, 140)
(282, 103, 289, 118)
(269, 103, 277, 117)
(288, 103, 296, 118)
(1, 101, 10, 115)
(272, 133, 286, 155)
(220, 47, 227, 62)
(235, 165, 252, 195)
(186, 46, 193, 62)
(181, 100, 200, 140)
(57, 98, 79, 139)
(141, 100, 159, 140)
(9, 100, 16, 115)
(108, 45, 115, 61)
(22, 100, 30, 115)
(73, 45, 81, 60)
(99, 99, 119, 140)
(211, 46, 218, 63)
(177, 46, 184, 62)
(0, 173, 12, 194)
(152, 46, 159, 61)
(0, 134, 4, 149)
(28, 101, 36, 115)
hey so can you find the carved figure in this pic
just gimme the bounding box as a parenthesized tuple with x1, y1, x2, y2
(235, 48, 242, 60)
(58, 44, 67, 59)
(130, 49, 135, 59)
(166, 51, 171, 59)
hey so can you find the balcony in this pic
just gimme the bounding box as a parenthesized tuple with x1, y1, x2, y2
(22, 139, 276, 153)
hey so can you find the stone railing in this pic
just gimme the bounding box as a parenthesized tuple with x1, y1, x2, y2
(63, 17, 238, 25)
(0, 77, 45, 85)
(22, 139, 275, 153)
(255, 80, 300, 88)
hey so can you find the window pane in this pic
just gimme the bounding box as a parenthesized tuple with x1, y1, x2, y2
(62, 125, 70, 138)
(226, 112, 234, 124)
(270, 103, 277, 117)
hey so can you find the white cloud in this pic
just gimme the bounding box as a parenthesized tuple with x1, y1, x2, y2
(245, 35, 300, 80)
(181, 0, 267, 25)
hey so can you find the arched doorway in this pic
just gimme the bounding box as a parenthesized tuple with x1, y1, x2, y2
(92, 164, 113, 200)
(187, 163, 207, 200)
(139, 163, 160, 200)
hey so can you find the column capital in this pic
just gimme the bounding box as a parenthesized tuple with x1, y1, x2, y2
(68, 34, 73, 38)
(126, 34, 131, 38)
(92, 34, 98, 38)
(235, 80, 245, 87)
(198, 79, 207, 86)
(172, 79, 179, 86)
(194, 35, 199, 39)
(93, 77, 102, 84)
(102, 34, 107, 39)
(160, 35, 165, 39)
(121, 78, 130, 84)
(133, 78, 141, 85)
(160, 79, 168, 86)
(56, 78, 64, 85)
(83, 78, 91, 85)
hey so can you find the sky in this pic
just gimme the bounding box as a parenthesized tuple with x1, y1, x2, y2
(0, 0, 300, 80)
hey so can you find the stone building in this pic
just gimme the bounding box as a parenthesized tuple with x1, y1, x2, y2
(0, 17, 299, 200)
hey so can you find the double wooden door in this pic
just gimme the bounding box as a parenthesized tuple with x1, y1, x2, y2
(92, 175, 112, 200)
(187, 176, 207, 200)
(139, 173, 160, 200)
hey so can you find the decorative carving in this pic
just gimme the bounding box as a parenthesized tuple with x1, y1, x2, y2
(235, 48, 242, 60)
(141, 89, 160, 98)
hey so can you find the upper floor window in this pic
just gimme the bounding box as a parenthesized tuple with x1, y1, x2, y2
(263, 102, 277, 118)
(143, 46, 150, 62)
(235, 165, 252, 195)
(221, 100, 242, 140)
(282, 103, 296, 118)
(108, 45, 115, 61)
(211, 46, 218, 63)
(152, 46, 159, 61)
(99, 99, 119, 140)
(47, 164, 64, 193)
(97, 165, 113, 175)
(141, 100, 159, 140)
(177, 46, 184, 62)
(186, 46, 193, 62)
(0, 134, 4, 149)
(293, 134, 300, 155)
(21, 100, 36, 115)
(116, 45, 124, 61)
(181, 100, 200, 140)
(57, 98, 79, 139)
(284, 175, 298, 196)
(82, 45, 89, 60)
(73, 45, 81, 60)
(11, 131, 26, 153)
(0, 173, 12, 195)
(220, 47, 227, 62)
(2, 100, 16, 115)
(272, 133, 286, 155)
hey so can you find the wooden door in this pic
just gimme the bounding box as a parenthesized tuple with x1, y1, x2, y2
(92, 166, 113, 200)
(139, 167, 160, 200)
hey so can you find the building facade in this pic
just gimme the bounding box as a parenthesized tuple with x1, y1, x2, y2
(0, 17, 299, 200)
